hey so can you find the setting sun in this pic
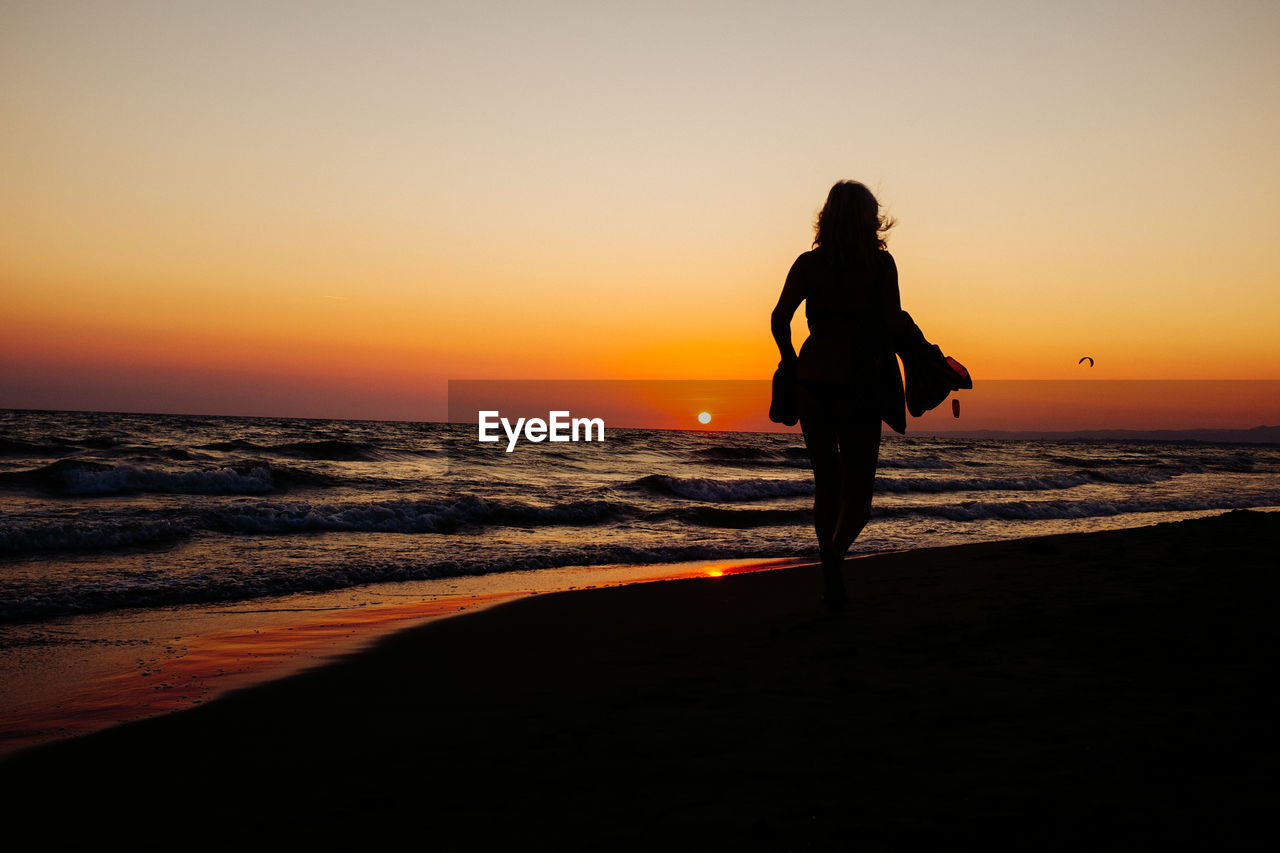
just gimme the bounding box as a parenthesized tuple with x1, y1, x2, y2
(698, 412, 712, 425)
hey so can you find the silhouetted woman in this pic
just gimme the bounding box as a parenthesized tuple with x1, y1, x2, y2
(771, 181, 903, 610)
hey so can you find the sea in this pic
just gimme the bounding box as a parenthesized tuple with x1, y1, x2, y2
(3, 408, 1279, 625)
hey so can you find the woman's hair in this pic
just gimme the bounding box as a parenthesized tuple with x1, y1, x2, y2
(812, 180, 894, 266)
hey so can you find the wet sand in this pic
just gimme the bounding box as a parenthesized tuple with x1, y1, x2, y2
(2, 510, 1277, 850)
(0, 558, 795, 755)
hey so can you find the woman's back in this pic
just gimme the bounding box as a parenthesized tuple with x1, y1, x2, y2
(803, 248, 888, 331)
(790, 247, 899, 386)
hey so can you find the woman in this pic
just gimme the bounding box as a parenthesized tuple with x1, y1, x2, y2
(771, 181, 903, 610)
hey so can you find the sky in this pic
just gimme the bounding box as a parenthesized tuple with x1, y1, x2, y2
(3, 0, 1279, 425)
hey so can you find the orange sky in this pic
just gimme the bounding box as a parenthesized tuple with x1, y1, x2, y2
(448, 380, 1280, 434)
(3, 2, 1279, 426)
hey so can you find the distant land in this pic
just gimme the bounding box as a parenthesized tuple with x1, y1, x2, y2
(910, 425, 1280, 443)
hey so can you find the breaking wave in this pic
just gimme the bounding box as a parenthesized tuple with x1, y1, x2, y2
(0, 461, 331, 495)
(626, 474, 814, 502)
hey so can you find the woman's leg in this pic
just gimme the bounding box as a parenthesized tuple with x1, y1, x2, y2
(800, 421, 839, 554)
(799, 386, 848, 609)
(829, 408, 882, 557)
(799, 386, 839, 549)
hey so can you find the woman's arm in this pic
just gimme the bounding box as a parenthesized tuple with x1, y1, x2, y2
(771, 255, 806, 367)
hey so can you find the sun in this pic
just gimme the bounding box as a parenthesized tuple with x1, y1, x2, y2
(697, 411, 712, 425)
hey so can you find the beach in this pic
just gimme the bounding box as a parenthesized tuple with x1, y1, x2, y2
(7, 2, 1280, 848)
(2, 509, 1275, 850)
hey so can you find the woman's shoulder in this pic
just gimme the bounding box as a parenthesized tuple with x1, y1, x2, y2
(875, 249, 898, 278)
(791, 247, 832, 276)
(784, 248, 823, 284)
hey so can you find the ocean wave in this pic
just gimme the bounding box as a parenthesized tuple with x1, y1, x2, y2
(1046, 452, 1272, 477)
(626, 474, 814, 502)
(875, 469, 1176, 493)
(0, 460, 307, 496)
(690, 446, 958, 472)
(683, 446, 813, 470)
(1169, 452, 1260, 473)
(195, 438, 380, 461)
(710, 458, 814, 470)
(197, 439, 263, 452)
(690, 446, 776, 462)
(195, 437, 436, 463)
(212, 495, 629, 534)
(0, 437, 60, 456)
(268, 439, 380, 461)
(0, 495, 632, 557)
(877, 456, 954, 470)
(155, 446, 212, 461)
(72, 463, 277, 496)
(621, 469, 1134, 501)
(650, 505, 812, 528)
(0, 518, 189, 555)
(1083, 468, 1178, 485)
(0, 539, 807, 623)
(54, 435, 124, 450)
(1048, 453, 1180, 470)
(875, 493, 1278, 522)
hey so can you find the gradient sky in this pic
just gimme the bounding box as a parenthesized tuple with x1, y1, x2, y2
(3, 1, 1278, 423)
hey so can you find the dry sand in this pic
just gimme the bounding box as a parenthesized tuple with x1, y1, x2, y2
(2, 510, 1276, 850)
